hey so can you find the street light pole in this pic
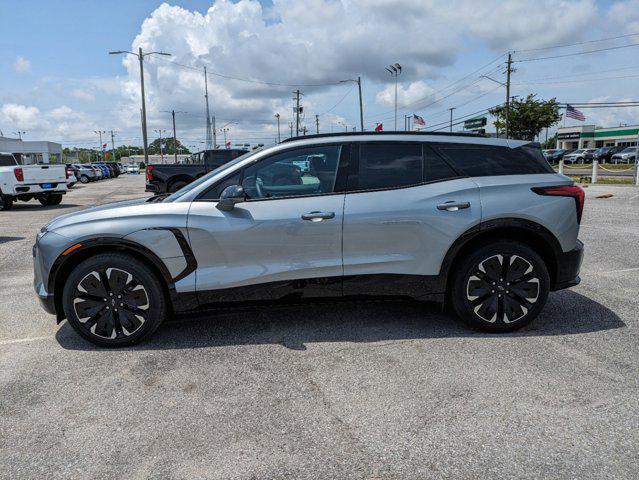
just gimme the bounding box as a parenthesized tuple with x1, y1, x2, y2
(339, 77, 365, 131)
(94, 130, 106, 159)
(275, 113, 281, 142)
(385, 63, 402, 130)
(109, 48, 172, 166)
(449, 108, 456, 132)
(154, 129, 167, 163)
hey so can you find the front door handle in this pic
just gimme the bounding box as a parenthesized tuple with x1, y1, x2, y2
(301, 211, 335, 221)
(437, 201, 470, 212)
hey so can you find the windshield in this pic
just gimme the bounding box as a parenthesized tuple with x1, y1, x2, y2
(0, 154, 17, 167)
(621, 147, 638, 153)
(570, 150, 584, 154)
(162, 148, 263, 202)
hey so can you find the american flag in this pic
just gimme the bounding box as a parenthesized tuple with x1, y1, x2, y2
(413, 114, 425, 126)
(566, 104, 585, 121)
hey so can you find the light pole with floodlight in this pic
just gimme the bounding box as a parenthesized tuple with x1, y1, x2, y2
(385, 63, 402, 130)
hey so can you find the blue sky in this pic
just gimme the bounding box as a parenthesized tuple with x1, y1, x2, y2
(1, 0, 638, 149)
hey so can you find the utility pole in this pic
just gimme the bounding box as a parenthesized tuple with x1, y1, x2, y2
(289, 122, 294, 138)
(204, 66, 214, 150)
(171, 111, 179, 162)
(449, 108, 456, 132)
(293, 90, 302, 136)
(94, 130, 106, 159)
(110, 130, 116, 162)
(223, 128, 229, 148)
(315, 114, 320, 134)
(357, 76, 364, 132)
(109, 48, 171, 165)
(154, 129, 167, 163)
(275, 113, 281, 142)
(505, 52, 513, 139)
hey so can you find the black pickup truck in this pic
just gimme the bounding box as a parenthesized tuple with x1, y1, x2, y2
(145, 149, 248, 193)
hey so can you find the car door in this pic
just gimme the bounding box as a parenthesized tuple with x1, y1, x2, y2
(187, 143, 349, 301)
(342, 141, 481, 289)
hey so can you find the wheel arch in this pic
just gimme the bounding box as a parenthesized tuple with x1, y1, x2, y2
(167, 175, 193, 192)
(49, 238, 176, 322)
(440, 218, 563, 297)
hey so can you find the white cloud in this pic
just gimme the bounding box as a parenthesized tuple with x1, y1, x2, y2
(0, 103, 41, 128)
(608, 0, 639, 33)
(71, 89, 95, 101)
(375, 81, 436, 108)
(13, 56, 31, 73)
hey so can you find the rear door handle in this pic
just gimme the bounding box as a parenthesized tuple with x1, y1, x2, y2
(302, 211, 335, 221)
(437, 201, 470, 212)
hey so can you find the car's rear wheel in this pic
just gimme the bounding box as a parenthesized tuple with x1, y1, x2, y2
(62, 253, 167, 347)
(38, 193, 63, 206)
(80, 175, 89, 184)
(0, 194, 13, 211)
(168, 180, 188, 193)
(450, 242, 550, 332)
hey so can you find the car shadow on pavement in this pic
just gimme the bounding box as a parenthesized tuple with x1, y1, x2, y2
(0, 236, 25, 244)
(55, 289, 625, 351)
(8, 203, 81, 210)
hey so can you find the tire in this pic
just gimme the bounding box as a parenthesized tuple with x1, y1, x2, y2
(62, 253, 167, 347)
(38, 193, 63, 206)
(450, 241, 550, 332)
(0, 194, 14, 211)
(80, 175, 89, 184)
(168, 180, 188, 193)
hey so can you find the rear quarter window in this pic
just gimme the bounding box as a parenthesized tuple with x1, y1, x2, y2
(433, 143, 554, 176)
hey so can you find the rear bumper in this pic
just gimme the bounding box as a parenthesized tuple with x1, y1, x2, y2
(145, 182, 161, 193)
(552, 240, 584, 291)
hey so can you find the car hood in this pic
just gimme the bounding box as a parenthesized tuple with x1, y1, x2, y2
(42, 197, 152, 233)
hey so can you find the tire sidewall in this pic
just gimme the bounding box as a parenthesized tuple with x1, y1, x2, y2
(451, 241, 550, 332)
(62, 253, 167, 347)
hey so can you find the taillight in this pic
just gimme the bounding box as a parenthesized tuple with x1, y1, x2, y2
(532, 185, 585, 223)
(146, 165, 153, 182)
(65, 168, 71, 179)
(14, 167, 24, 182)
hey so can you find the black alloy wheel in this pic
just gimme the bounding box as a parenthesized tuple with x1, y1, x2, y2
(451, 242, 550, 332)
(63, 253, 166, 347)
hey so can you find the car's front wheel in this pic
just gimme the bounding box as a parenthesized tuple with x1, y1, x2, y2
(62, 253, 167, 347)
(451, 242, 550, 332)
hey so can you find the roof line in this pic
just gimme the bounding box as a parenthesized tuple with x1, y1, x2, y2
(280, 131, 486, 143)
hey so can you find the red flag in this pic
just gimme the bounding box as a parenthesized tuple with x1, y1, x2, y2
(102, 143, 107, 148)
(375, 123, 383, 132)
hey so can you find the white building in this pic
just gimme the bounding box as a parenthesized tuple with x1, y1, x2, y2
(556, 124, 639, 150)
(0, 136, 63, 164)
(120, 154, 192, 165)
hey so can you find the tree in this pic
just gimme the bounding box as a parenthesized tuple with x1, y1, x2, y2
(490, 94, 562, 141)
(149, 137, 190, 155)
(540, 133, 558, 150)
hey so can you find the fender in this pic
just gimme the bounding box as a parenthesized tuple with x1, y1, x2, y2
(49, 229, 198, 320)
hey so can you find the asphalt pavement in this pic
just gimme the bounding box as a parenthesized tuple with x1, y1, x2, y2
(1, 175, 638, 479)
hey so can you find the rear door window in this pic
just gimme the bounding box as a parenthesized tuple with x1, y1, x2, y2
(433, 143, 554, 176)
(357, 143, 423, 190)
(0, 154, 16, 167)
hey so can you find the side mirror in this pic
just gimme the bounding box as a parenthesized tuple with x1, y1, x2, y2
(216, 184, 245, 211)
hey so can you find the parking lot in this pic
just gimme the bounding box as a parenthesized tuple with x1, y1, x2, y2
(1, 175, 638, 479)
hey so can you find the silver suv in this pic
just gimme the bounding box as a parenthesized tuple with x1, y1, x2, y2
(33, 133, 584, 347)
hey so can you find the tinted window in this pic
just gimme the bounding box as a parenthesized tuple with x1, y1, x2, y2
(199, 172, 241, 200)
(358, 143, 422, 190)
(434, 143, 554, 177)
(242, 145, 341, 200)
(424, 146, 459, 182)
(0, 154, 16, 167)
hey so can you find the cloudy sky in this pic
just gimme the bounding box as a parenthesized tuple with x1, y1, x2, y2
(1, 0, 639, 150)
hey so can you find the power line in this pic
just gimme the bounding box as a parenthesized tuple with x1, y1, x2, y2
(516, 42, 639, 62)
(514, 32, 639, 53)
(153, 56, 347, 87)
(514, 73, 639, 86)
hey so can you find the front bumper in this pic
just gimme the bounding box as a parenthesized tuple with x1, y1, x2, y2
(552, 240, 584, 291)
(33, 231, 72, 318)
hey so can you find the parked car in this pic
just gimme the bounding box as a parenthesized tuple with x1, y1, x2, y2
(91, 163, 111, 178)
(1, 152, 68, 210)
(611, 146, 638, 164)
(542, 149, 569, 163)
(146, 148, 248, 193)
(126, 164, 140, 174)
(562, 149, 597, 163)
(593, 146, 624, 163)
(65, 164, 78, 188)
(72, 164, 98, 183)
(34, 132, 584, 346)
(89, 165, 104, 180)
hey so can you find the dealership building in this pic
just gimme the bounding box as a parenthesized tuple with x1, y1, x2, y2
(556, 124, 639, 150)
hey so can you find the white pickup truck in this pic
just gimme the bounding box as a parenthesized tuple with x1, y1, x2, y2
(0, 152, 68, 211)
